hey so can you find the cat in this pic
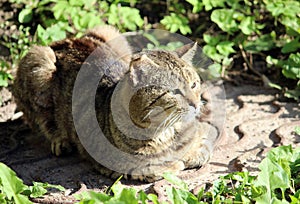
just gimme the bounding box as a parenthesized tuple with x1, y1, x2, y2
(13, 26, 218, 182)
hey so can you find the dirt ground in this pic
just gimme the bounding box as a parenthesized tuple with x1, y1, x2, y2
(1, 81, 299, 203)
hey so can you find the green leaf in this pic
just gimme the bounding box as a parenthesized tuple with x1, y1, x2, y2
(239, 16, 257, 35)
(203, 45, 224, 62)
(161, 13, 191, 35)
(163, 172, 188, 190)
(281, 38, 300, 54)
(254, 145, 300, 203)
(87, 191, 111, 202)
(203, 34, 222, 46)
(169, 187, 187, 204)
(216, 41, 236, 56)
(147, 194, 159, 204)
(280, 16, 300, 34)
(22, 183, 47, 198)
(0, 71, 12, 87)
(282, 53, 300, 79)
(18, 8, 33, 23)
(52, 1, 69, 20)
(0, 163, 32, 204)
(207, 63, 221, 78)
(244, 33, 276, 52)
(137, 190, 148, 204)
(186, 0, 203, 13)
(0, 193, 7, 204)
(108, 5, 143, 31)
(266, 0, 300, 18)
(268, 82, 282, 90)
(117, 188, 138, 203)
(211, 9, 239, 33)
(284, 89, 300, 100)
(295, 126, 300, 135)
(202, 0, 227, 11)
(69, 0, 83, 6)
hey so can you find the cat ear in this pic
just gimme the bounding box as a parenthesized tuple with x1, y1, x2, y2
(175, 42, 197, 64)
(129, 54, 159, 87)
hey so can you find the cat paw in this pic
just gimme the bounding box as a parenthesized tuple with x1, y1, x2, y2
(51, 138, 72, 156)
(130, 161, 185, 182)
(131, 174, 162, 182)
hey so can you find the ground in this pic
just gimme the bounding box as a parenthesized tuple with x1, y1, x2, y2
(0, 81, 299, 203)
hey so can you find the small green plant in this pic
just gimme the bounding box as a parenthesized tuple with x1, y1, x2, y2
(0, 25, 32, 87)
(0, 0, 145, 88)
(75, 175, 161, 204)
(161, 13, 191, 35)
(295, 126, 300, 135)
(35, 0, 144, 44)
(76, 145, 300, 203)
(0, 145, 299, 203)
(180, 0, 300, 100)
(267, 53, 300, 100)
(0, 162, 64, 204)
(0, 61, 13, 87)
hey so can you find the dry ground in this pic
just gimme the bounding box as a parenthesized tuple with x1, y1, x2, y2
(0, 81, 299, 203)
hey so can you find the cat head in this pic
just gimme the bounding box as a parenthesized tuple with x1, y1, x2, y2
(126, 43, 202, 133)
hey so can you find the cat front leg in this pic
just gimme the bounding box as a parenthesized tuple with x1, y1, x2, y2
(182, 122, 218, 169)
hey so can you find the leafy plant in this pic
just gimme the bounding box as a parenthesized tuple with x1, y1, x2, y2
(267, 53, 300, 100)
(0, 61, 13, 87)
(0, 162, 64, 204)
(0, 24, 32, 87)
(75, 176, 160, 204)
(295, 126, 300, 135)
(38, 0, 143, 43)
(0, 0, 145, 88)
(75, 145, 300, 203)
(180, 0, 300, 100)
(0, 145, 300, 203)
(161, 13, 191, 35)
(2, 0, 300, 99)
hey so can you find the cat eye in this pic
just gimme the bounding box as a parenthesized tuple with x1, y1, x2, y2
(174, 89, 183, 95)
(191, 82, 197, 89)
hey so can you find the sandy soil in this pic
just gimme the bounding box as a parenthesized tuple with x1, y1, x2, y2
(0, 81, 299, 203)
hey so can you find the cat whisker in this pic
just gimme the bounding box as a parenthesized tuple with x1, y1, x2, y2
(153, 110, 177, 137)
(163, 114, 181, 134)
(141, 109, 153, 122)
(154, 110, 183, 138)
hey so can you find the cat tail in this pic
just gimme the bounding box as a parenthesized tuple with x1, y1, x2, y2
(13, 45, 56, 127)
(20, 45, 57, 91)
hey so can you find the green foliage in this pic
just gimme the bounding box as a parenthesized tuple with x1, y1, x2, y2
(295, 126, 300, 135)
(0, 0, 145, 88)
(1, 0, 300, 100)
(161, 13, 191, 35)
(0, 145, 299, 203)
(183, 0, 300, 100)
(76, 179, 161, 204)
(79, 146, 300, 204)
(0, 61, 13, 87)
(34, 0, 144, 43)
(2, 25, 31, 67)
(0, 162, 65, 204)
(75, 145, 300, 203)
(0, 24, 31, 87)
(267, 53, 300, 99)
(143, 33, 184, 51)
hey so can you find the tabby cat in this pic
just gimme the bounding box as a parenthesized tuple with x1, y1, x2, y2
(13, 26, 218, 182)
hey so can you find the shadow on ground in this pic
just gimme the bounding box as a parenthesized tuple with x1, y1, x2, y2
(0, 82, 299, 203)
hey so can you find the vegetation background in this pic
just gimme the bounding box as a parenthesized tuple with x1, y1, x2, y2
(0, 0, 300, 100)
(0, 0, 300, 203)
